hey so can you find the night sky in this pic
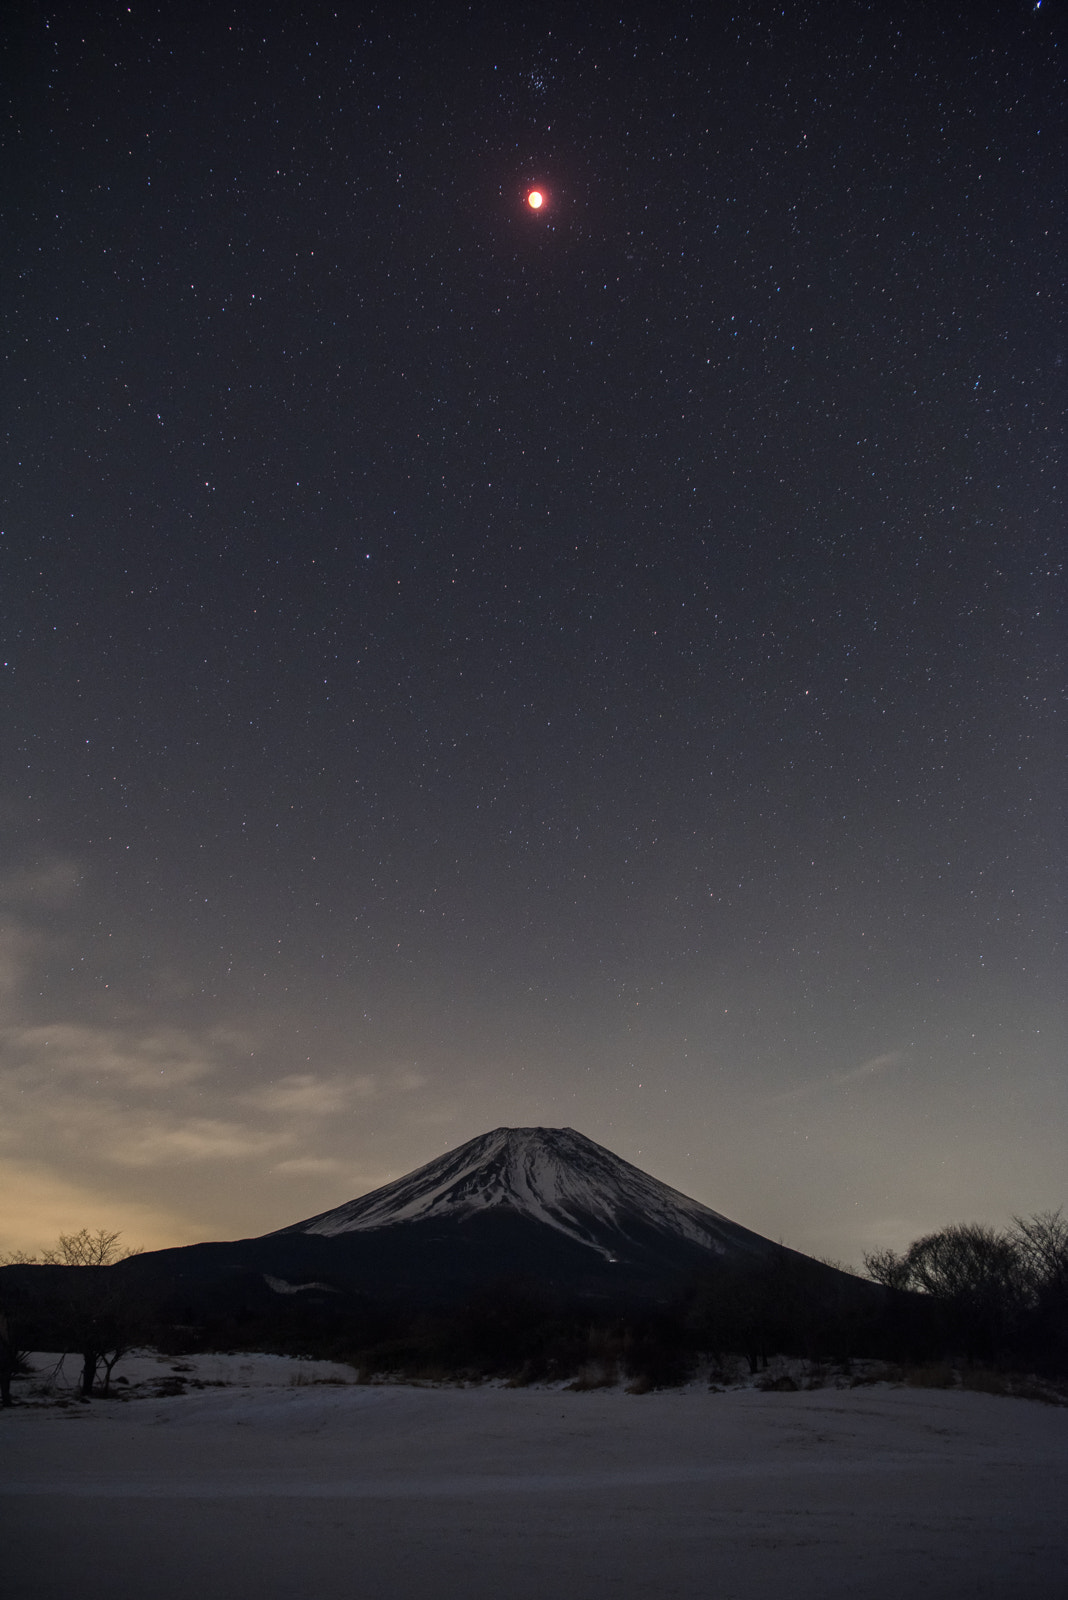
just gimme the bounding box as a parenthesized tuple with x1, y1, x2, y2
(2, 1, 1063, 1264)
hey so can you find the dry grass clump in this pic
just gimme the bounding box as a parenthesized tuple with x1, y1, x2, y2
(877, 1362, 1068, 1405)
(566, 1360, 619, 1392)
(958, 1368, 1068, 1406)
(959, 1366, 1013, 1396)
(624, 1374, 655, 1395)
(901, 1362, 955, 1389)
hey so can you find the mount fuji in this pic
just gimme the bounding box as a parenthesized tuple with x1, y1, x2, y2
(274, 1126, 774, 1267)
(107, 1126, 820, 1310)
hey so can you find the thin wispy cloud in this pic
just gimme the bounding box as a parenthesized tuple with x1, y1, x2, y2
(0, 922, 39, 996)
(3, 1023, 219, 1088)
(244, 1073, 378, 1117)
(0, 857, 83, 911)
(762, 1051, 907, 1107)
(112, 1118, 287, 1167)
(0, 984, 445, 1245)
(273, 1156, 350, 1178)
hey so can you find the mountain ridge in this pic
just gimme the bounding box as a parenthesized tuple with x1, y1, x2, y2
(272, 1125, 774, 1266)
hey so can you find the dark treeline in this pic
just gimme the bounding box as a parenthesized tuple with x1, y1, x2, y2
(862, 1213, 1068, 1376)
(2, 1214, 1065, 1400)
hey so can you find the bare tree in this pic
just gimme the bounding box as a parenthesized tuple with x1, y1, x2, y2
(899, 1225, 1023, 1313)
(863, 1215, 1068, 1365)
(2, 1228, 142, 1269)
(862, 1248, 912, 1292)
(42, 1228, 141, 1268)
(866, 1217, 1066, 1310)
(1, 1229, 145, 1398)
(0, 1309, 30, 1406)
(1009, 1210, 1068, 1298)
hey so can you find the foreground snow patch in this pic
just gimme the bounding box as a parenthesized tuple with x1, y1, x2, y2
(3, 1368, 1066, 1599)
(16, 1348, 361, 1401)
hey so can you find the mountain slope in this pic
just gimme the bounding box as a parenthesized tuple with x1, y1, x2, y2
(274, 1125, 773, 1266)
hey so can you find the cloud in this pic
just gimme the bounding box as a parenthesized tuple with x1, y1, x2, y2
(0, 979, 447, 1254)
(0, 858, 84, 999)
(0, 1020, 260, 1170)
(0, 921, 39, 996)
(272, 1157, 350, 1177)
(110, 1118, 286, 1166)
(0, 849, 452, 1251)
(243, 1073, 378, 1117)
(0, 857, 82, 911)
(394, 1069, 430, 1093)
(242, 1067, 430, 1116)
(0, 1015, 437, 1193)
(2, 1022, 218, 1088)
(763, 1051, 907, 1106)
(0, 1083, 278, 1164)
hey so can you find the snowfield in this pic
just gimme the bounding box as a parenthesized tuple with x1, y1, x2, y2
(3, 1352, 1067, 1599)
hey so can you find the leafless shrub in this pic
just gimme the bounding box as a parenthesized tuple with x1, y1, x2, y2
(757, 1372, 798, 1392)
(903, 1363, 954, 1388)
(624, 1374, 655, 1395)
(566, 1360, 618, 1391)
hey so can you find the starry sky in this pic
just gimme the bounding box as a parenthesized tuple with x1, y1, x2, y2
(1, 0, 1063, 1265)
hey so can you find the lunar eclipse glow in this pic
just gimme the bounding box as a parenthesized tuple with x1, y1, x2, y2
(526, 188, 545, 209)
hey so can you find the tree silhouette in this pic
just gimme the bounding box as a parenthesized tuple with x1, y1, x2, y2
(0, 1230, 145, 1398)
(864, 1212, 1068, 1368)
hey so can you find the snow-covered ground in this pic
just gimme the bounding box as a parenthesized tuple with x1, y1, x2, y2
(3, 1352, 1067, 1599)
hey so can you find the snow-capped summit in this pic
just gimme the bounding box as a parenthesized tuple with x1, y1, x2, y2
(276, 1126, 771, 1264)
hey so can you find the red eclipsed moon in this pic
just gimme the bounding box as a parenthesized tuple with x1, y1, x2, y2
(527, 189, 544, 210)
